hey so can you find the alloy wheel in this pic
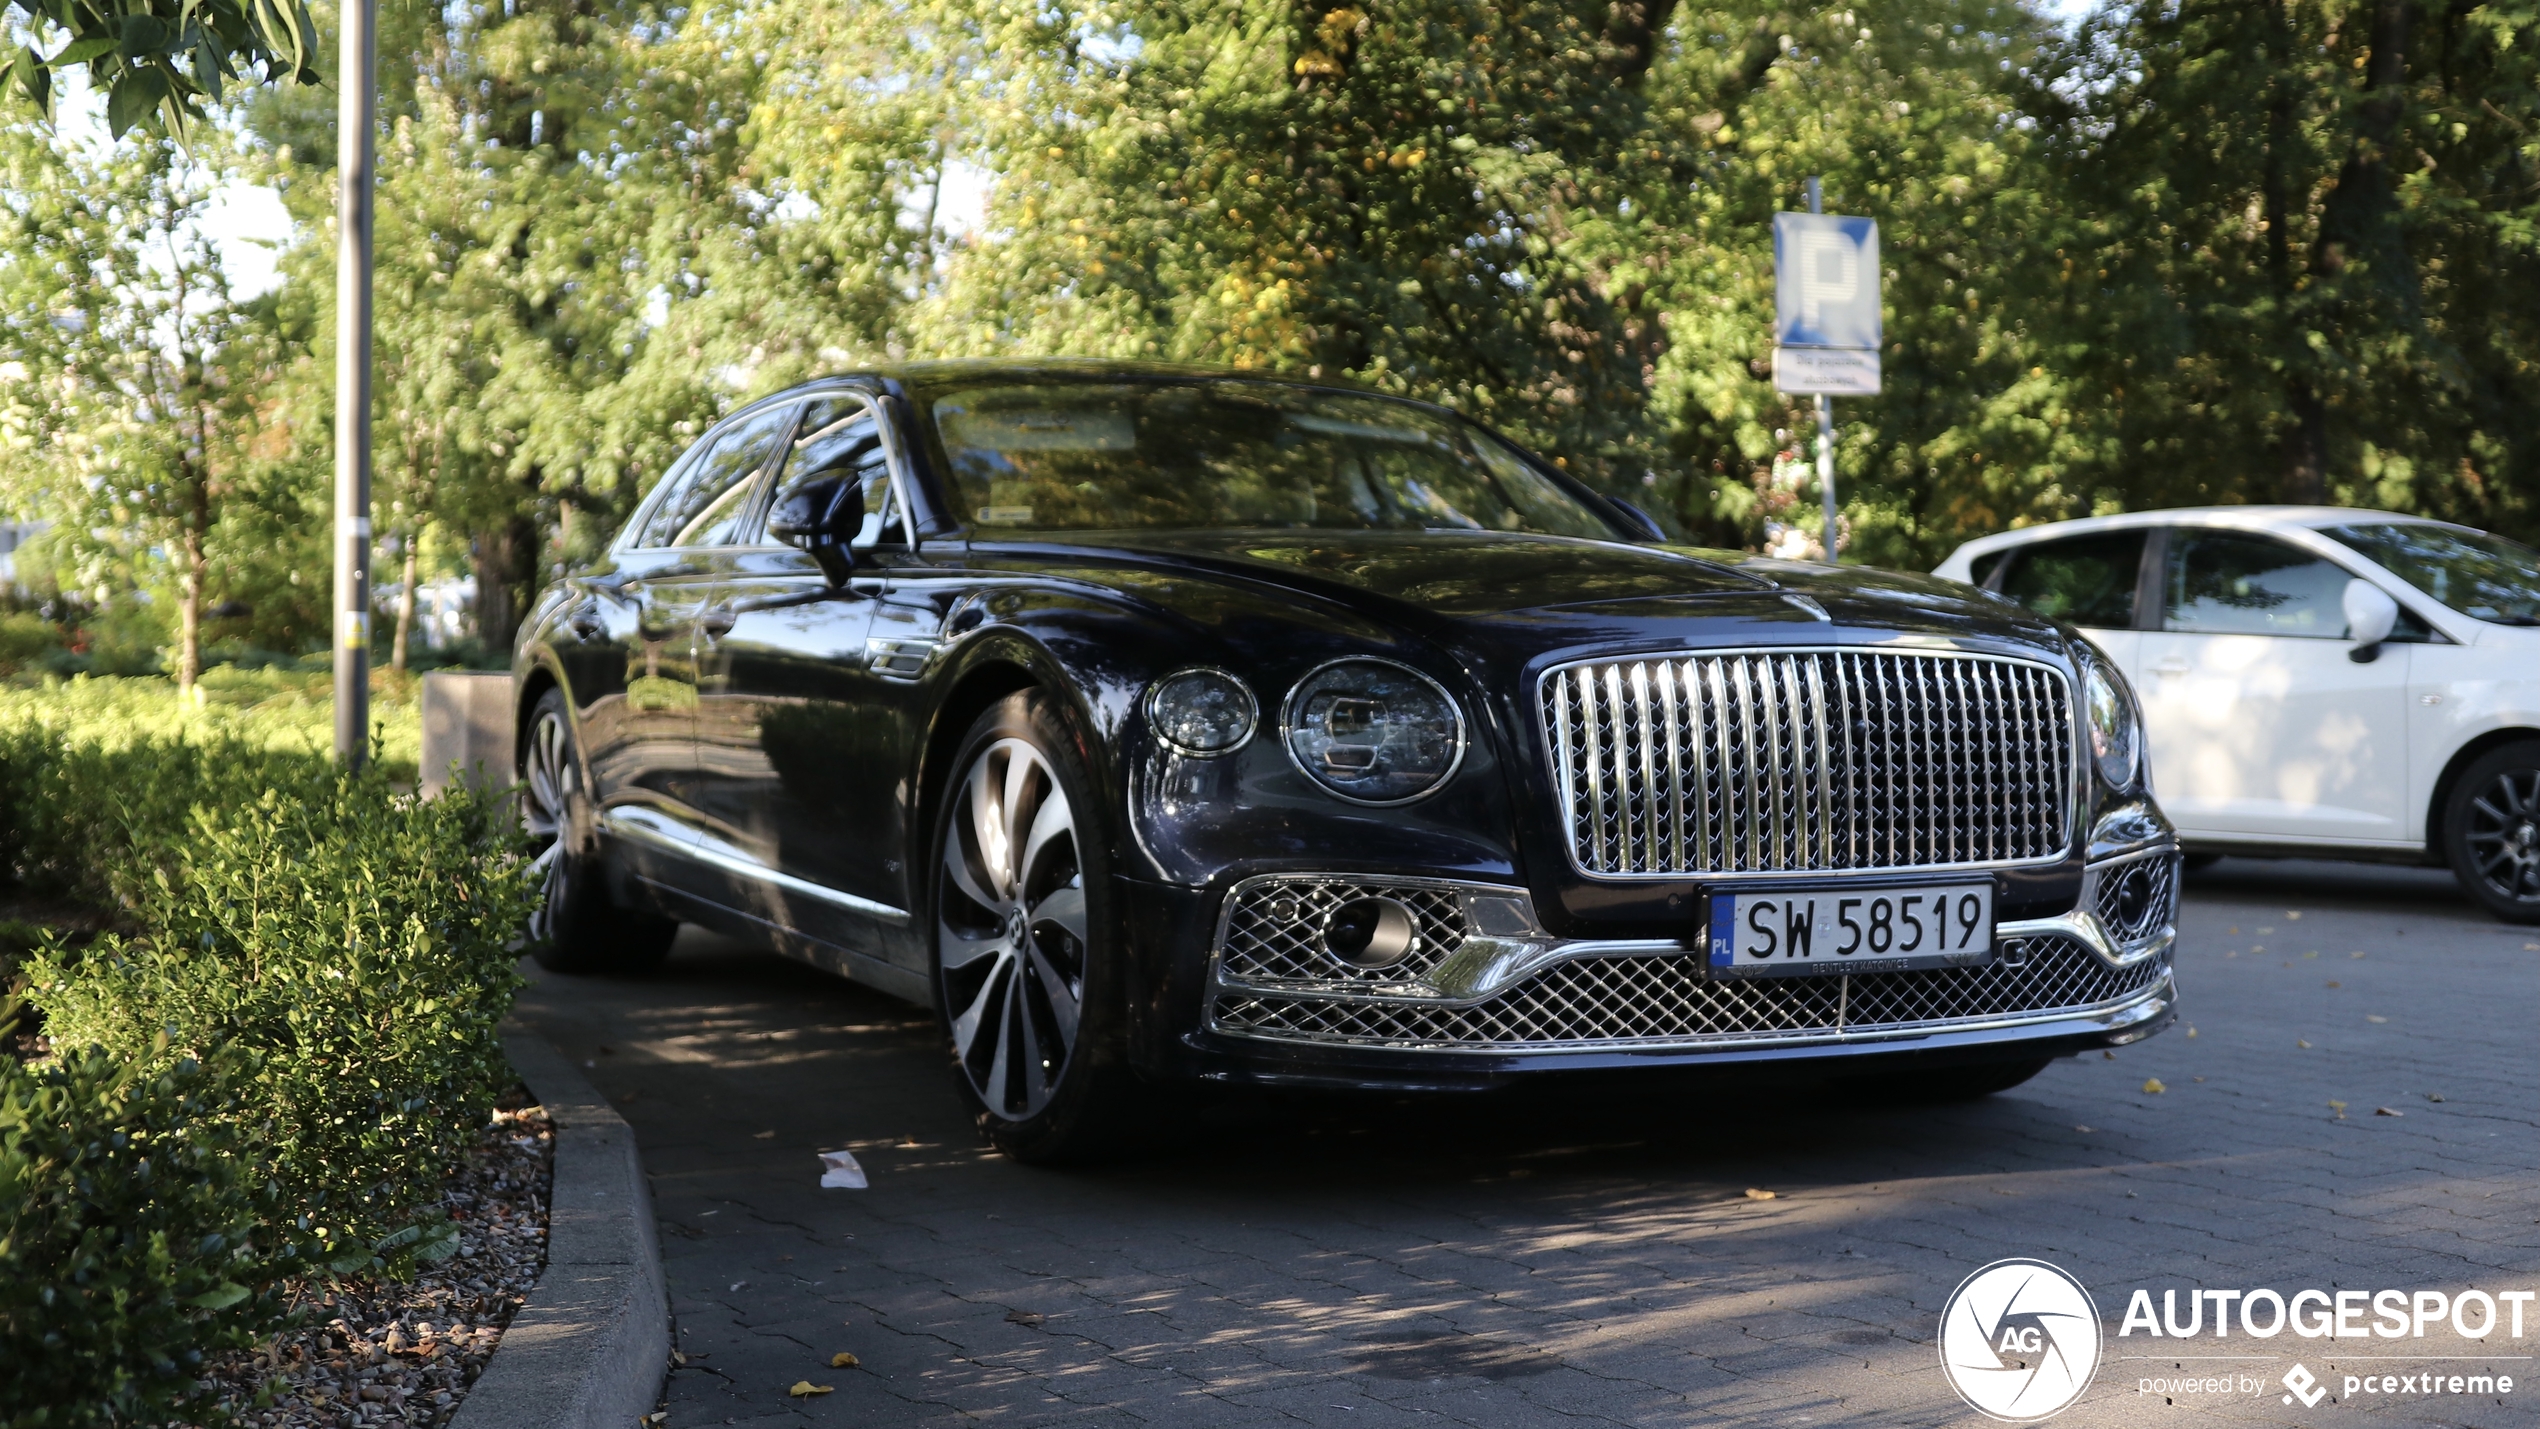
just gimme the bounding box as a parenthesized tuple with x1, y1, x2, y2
(2463, 766, 2540, 905)
(937, 736, 1088, 1122)
(522, 706, 576, 944)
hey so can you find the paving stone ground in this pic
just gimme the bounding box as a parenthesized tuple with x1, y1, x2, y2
(511, 859, 2540, 1428)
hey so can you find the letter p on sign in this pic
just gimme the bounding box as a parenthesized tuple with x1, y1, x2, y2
(1774, 212, 1881, 351)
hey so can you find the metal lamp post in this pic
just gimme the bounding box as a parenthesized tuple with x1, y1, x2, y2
(332, 0, 376, 766)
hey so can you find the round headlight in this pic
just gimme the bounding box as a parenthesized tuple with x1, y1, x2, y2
(1283, 658, 1465, 804)
(2085, 659, 2142, 793)
(1146, 668, 1258, 755)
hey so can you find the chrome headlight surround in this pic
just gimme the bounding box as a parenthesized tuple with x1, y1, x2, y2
(2081, 651, 2144, 795)
(1145, 667, 1259, 756)
(1281, 657, 1468, 805)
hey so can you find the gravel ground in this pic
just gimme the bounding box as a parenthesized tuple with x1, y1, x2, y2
(196, 1096, 555, 1429)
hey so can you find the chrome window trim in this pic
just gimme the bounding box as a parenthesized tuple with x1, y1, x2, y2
(1535, 645, 2084, 883)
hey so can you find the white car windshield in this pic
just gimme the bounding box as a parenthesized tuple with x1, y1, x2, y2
(2325, 523, 2540, 627)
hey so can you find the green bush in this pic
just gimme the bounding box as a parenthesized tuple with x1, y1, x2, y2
(29, 769, 534, 1249)
(0, 675, 531, 1415)
(0, 1044, 294, 1429)
(0, 614, 61, 674)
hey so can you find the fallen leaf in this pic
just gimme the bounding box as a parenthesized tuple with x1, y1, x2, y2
(752, 1131, 776, 1140)
(2326, 980, 2340, 988)
(2366, 1015, 2387, 1024)
(2286, 911, 2302, 920)
(729, 1282, 746, 1292)
(2185, 1026, 2198, 1038)
(2350, 951, 2366, 959)
(2074, 1125, 2094, 1133)
(2102, 1050, 2116, 1061)
(1004, 1310, 1044, 1327)
(830, 1351, 859, 1367)
(2298, 1039, 2312, 1048)
(2192, 1076, 2205, 1083)
(2142, 1078, 2166, 1094)
(2427, 1093, 2445, 1103)
(789, 1382, 834, 1398)
(2374, 1107, 2403, 1118)
(1744, 1188, 1777, 1201)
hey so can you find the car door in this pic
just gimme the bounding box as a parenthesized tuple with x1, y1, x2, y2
(2134, 528, 2413, 845)
(1989, 528, 2149, 672)
(689, 393, 912, 962)
(584, 401, 799, 879)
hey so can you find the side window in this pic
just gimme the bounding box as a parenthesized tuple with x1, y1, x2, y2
(764, 395, 897, 541)
(1998, 531, 2146, 629)
(633, 404, 796, 549)
(2164, 532, 2352, 637)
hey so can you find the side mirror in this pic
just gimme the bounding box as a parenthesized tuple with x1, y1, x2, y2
(769, 475, 866, 583)
(2344, 578, 2399, 664)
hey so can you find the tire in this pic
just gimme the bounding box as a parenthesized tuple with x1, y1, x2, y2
(929, 690, 1143, 1164)
(520, 689, 680, 974)
(2441, 740, 2540, 924)
(1844, 1057, 2052, 1105)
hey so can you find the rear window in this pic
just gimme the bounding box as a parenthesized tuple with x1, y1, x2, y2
(1998, 531, 2145, 629)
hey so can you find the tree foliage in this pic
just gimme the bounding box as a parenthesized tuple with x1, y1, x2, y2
(7, 0, 2540, 652)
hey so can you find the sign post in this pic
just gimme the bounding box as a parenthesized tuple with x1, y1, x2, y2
(1772, 178, 1880, 563)
(333, 0, 377, 766)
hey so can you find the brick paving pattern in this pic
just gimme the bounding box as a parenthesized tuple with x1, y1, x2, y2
(512, 860, 2540, 1427)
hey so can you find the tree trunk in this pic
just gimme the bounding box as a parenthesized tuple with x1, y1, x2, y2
(176, 522, 203, 693)
(470, 514, 537, 654)
(392, 538, 419, 673)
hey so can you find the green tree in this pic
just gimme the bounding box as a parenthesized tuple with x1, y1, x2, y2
(0, 128, 287, 686)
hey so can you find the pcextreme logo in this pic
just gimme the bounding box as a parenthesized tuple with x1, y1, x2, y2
(1939, 1259, 2104, 1422)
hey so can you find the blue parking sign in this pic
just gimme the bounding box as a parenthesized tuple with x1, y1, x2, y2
(1774, 212, 1881, 350)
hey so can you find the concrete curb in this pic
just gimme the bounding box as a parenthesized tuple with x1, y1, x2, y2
(449, 1024, 669, 1429)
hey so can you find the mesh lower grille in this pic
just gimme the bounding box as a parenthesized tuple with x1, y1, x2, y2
(1210, 934, 2162, 1050)
(2093, 854, 2179, 947)
(1218, 878, 1467, 985)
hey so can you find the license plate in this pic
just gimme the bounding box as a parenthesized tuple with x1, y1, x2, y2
(1707, 884, 1994, 978)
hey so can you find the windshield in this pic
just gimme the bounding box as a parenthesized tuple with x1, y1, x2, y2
(2323, 522, 2540, 626)
(921, 380, 1619, 539)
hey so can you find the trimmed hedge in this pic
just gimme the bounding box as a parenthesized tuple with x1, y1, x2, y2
(0, 679, 530, 1428)
(0, 1045, 294, 1427)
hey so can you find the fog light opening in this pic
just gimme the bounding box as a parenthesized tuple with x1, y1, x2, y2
(1323, 896, 1419, 969)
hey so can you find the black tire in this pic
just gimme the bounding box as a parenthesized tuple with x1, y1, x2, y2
(520, 689, 680, 974)
(1845, 1057, 2053, 1105)
(929, 690, 1143, 1164)
(2442, 740, 2540, 924)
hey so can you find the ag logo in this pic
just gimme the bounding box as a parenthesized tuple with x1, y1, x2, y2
(1938, 1259, 2103, 1421)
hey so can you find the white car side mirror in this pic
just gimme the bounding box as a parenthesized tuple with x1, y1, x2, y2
(2344, 578, 2400, 663)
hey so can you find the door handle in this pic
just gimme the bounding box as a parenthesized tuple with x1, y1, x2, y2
(2152, 658, 2189, 677)
(699, 605, 737, 639)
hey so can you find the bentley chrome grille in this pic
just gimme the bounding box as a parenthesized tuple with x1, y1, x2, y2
(1539, 649, 2076, 877)
(1210, 934, 2161, 1051)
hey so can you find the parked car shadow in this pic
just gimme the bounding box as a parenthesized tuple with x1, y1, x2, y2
(2186, 855, 2465, 912)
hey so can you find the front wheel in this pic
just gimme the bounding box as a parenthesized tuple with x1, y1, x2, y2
(931, 691, 1142, 1163)
(521, 690, 680, 974)
(2442, 741, 2540, 924)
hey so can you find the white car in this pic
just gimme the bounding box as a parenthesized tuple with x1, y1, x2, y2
(1935, 507, 2540, 922)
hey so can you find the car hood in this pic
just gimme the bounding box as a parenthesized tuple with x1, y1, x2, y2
(965, 529, 2064, 656)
